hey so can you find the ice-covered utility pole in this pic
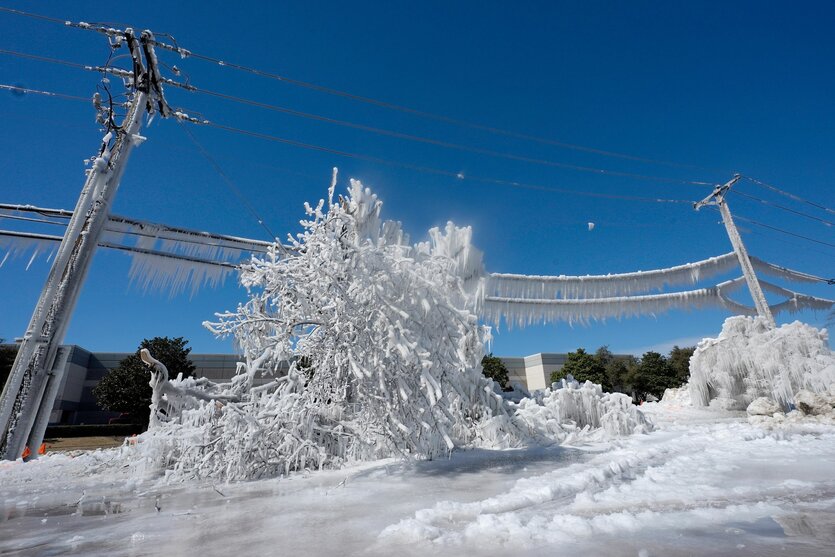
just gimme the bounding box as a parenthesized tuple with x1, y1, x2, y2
(695, 174, 776, 328)
(0, 29, 177, 461)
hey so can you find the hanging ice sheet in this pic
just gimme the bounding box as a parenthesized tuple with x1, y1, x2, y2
(126, 250, 236, 298)
(487, 252, 738, 299)
(483, 287, 724, 328)
(750, 256, 831, 285)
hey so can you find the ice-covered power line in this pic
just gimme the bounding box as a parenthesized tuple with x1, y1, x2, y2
(0, 204, 276, 254)
(487, 253, 740, 299)
(0, 5, 723, 174)
(483, 284, 833, 328)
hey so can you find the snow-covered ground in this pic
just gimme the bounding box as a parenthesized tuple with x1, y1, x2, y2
(2, 403, 835, 556)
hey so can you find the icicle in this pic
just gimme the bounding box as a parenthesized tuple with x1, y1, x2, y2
(0, 233, 60, 269)
(127, 251, 235, 298)
(770, 293, 834, 315)
(487, 252, 738, 299)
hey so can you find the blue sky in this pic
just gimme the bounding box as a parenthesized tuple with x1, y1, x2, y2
(1, 1, 833, 357)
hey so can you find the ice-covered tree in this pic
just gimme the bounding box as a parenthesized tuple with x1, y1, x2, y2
(136, 175, 506, 480)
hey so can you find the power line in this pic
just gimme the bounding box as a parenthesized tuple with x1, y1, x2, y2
(0, 48, 89, 70)
(191, 86, 713, 186)
(177, 121, 277, 241)
(731, 189, 834, 227)
(203, 121, 696, 205)
(0, 48, 714, 187)
(0, 208, 274, 253)
(741, 226, 835, 261)
(0, 5, 722, 174)
(0, 213, 67, 227)
(0, 5, 65, 25)
(0, 81, 699, 205)
(733, 214, 835, 249)
(0, 83, 89, 103)
(742, 175, 835, 216)
(182, 52, 718, 172)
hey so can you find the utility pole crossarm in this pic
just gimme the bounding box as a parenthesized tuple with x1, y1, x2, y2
(695, 174, 776, 328)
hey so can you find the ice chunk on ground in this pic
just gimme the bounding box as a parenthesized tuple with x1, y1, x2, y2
(746, 397, 782, 416)
(794, 389, 835, 416)
(660, 386, 691, 406)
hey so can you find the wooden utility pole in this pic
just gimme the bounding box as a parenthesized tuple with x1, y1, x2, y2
(695, 174, 776, 328)
(0, 29, 171, 460)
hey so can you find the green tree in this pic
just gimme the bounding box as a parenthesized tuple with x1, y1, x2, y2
(481, 353, 511, 391)
(605, 354, 638, 394)
(550, 348, 608, 389)
(667, 345, 696, 385)
(93, 337, 195, 426)
(628, 351, 678, 401)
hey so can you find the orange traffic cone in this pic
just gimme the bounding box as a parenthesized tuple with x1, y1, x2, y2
(21, 446, 31, 459)
(38, 443, 47, 455)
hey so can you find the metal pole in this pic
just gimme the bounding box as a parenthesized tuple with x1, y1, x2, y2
(695, 175, 776, 328)
(0, 91, 147, 461)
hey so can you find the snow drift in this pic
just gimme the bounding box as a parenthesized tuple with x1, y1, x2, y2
(689, 316, 835, 410)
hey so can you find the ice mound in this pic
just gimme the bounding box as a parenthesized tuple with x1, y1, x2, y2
(479, 377, 653, 447)
(689, 316, 835, 411)
(746, 397, 781, 416)
(660, 386, 692, 406)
